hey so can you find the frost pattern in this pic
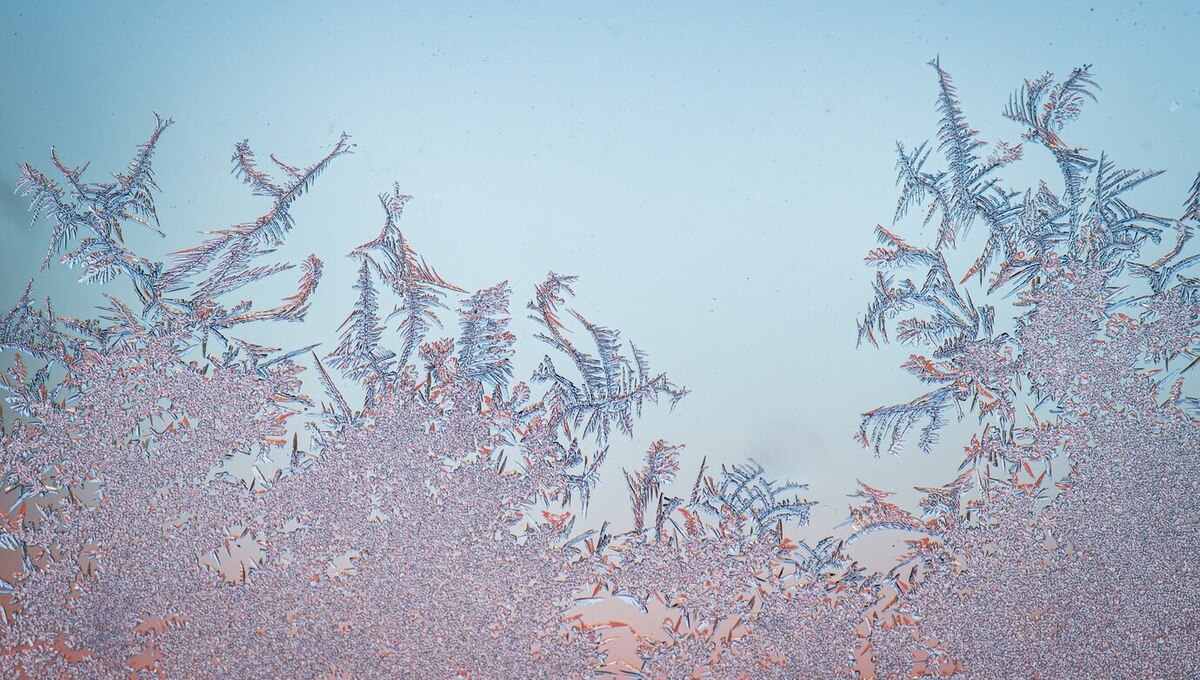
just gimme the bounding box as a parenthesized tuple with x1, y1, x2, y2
(1, 62, 1198, 679)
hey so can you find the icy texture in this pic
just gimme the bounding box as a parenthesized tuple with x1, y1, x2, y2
(1, 62, 1198, 678)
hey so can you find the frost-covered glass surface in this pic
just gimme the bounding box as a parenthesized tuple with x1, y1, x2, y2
(1, 4, 1198, 679)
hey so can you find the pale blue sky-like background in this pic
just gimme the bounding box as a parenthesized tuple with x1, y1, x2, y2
(2, 2, 1198, 542)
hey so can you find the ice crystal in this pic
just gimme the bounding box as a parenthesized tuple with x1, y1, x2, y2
(2, 61, 1198, 679)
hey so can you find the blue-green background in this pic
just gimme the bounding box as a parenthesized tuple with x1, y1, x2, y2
(2, 2, 1197, 543)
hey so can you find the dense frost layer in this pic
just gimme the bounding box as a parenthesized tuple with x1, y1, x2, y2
(1, 62, 1197, 678)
